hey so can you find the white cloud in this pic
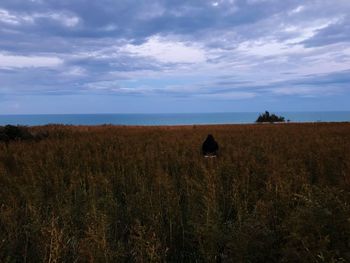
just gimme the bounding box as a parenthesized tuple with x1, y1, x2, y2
(62, 66, 86, 76)
(0, 8, 80, 27)
(44, 13, 80, 27)
(0, 53, 63, 68)
(236, 18, 342, 58)
(1, 0, 350, 111)
(199, 91, 257, 99)
(272, 86, 342, 97)
(247, 0, 273, 4)
(211, 0, 234, 7)
(289, 5, 305, 15)
(0, 9, 20, 25)
(102, 24, 118, 32)
(122, 36, 207, 64)
(30, 12, 80, 27)
(237, 39, 305, 57)
(285, 18, 343, 44)
(0, 8, 34, 25)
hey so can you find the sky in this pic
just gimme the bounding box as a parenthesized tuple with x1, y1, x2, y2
(0, 0, 350, 114)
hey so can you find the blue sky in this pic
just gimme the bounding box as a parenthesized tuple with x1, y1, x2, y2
(0, 0, 349, 114)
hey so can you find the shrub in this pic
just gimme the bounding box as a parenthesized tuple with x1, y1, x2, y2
(0, 125, 33, 141)
(256, 111, 285, 123)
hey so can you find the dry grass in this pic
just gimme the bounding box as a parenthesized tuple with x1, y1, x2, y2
(1, 123, 350, 262)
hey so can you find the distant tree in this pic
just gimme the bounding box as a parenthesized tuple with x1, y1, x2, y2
(256, 111, 285, 123)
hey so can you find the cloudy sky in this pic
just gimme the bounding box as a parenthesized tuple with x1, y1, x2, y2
(0, 0, 350, 114)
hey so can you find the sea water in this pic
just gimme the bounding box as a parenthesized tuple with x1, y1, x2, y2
(0, 112, 349, 126)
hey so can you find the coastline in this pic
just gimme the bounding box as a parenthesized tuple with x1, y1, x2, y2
(1, 121, 349, 128)
(1, 112, 349, 126)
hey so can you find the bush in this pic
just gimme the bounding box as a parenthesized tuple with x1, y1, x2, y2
(0, 125, 33, 141)
(256, 111, 285, 123)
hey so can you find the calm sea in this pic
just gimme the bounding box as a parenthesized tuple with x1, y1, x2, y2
(0, 112, 349, 126)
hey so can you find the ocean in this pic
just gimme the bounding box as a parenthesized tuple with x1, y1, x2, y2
(0, 112, 349, 126)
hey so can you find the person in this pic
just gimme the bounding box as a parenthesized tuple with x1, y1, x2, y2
(202, 134, 219, 157)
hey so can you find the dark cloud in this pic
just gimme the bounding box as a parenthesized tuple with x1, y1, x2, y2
(302, 18, 350, 47)
(0, 0, 350, 113)
(293, 70, 350, 86)
(0, 0, 301, 41)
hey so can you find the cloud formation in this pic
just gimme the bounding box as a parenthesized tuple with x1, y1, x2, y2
(0, 0, 349, 113)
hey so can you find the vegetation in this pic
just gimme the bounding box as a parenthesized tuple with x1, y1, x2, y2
(1, 123, 350, 262)
(0, 125, 33, 142)
(256, 111, 285, 123)
(0, 125, 48, 142)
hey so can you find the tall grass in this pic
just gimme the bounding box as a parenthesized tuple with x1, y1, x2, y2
(1, 123, 350, 262)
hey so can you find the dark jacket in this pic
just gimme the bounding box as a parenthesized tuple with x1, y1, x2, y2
(202, 134, 219, 156)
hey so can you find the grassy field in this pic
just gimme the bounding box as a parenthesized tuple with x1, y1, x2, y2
(1, 123, 350, 262)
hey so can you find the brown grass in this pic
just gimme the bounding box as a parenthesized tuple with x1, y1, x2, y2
(1, 123, 350, 262)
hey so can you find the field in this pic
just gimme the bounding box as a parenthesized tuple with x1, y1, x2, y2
(1, 123, 350, 262)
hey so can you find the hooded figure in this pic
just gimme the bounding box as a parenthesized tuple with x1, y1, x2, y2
(202, 134, 219, 156)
